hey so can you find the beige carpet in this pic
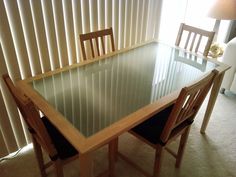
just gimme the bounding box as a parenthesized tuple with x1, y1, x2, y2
(1, 92, 236, 177)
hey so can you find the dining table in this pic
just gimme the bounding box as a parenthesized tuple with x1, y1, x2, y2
(17, 40, 229, 177)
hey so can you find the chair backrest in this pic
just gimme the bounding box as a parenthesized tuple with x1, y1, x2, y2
(2, 74, 58, 158)
(175, 23, 215, 56)
(160, 69, 218, 142)
(79, 27, 115, 60)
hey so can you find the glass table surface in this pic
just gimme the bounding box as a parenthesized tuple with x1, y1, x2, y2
(30, 42, 218, 137)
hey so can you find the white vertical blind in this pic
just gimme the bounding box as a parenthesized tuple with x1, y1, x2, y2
(136, 0, 144, 44)
(98, 0, 105, 30)
(62, 0, 77, 65)
(4, 0, 32, 78)
(130, 0, 138, 45)
(17, 0, 42, 76)
(112, 0, 119, 48)
(52, 0, 69, 67)
(41, 0, 60, 70)
(90, 0, 98, 31)
(72, 0, 83, 62)
(0, 44, 18, 156)
(124, 0, 132, 48)
(0, 0, 21, 80)
(105, 0, 112, 51)
(153, 0, 163, 39)
(141, 0, 149, 42)
(30, 0, 51, 73)
(0, 0, 162, 157)
(118, 0, 125, 49)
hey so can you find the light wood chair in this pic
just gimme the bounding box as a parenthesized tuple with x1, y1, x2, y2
(2, 74, 79, 177)
(117, 69, 218, 177)
(79, 27, 115, 60)
(175, 23, 215, 56)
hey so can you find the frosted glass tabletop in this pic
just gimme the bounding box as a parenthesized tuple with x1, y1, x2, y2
(30, 42, 217, 137)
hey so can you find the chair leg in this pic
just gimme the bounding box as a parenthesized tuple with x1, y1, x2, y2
(32, 138, 47, 177)
(153, 144, 164, 177)
(175, 126, 191, 168)
(54, 159, 64, 177)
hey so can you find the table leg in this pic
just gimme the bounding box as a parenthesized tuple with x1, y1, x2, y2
(109, 138, 118, 177)
(200, 71, 225, 133)
(79, 152, 93, 177)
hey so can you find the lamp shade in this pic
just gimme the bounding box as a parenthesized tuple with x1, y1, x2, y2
(208, 0, 236, 20)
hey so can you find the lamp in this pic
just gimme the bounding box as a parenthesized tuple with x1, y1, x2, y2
(208, 0, 236, 41)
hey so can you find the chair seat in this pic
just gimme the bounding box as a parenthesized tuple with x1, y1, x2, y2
(132, 105, 174, 145)
(42, 117, 78, 160)
(132, 105, 195, 146)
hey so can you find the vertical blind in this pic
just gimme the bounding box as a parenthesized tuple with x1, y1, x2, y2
(0, 0, 162, 157)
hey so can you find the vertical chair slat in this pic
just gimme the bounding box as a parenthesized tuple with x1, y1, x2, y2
(190, 33, 197, 51)
(80, 40, 87, 61)
(101, 36, 106, 55)
(184, 32, 191, 50)
(89, 39, 95, 58)
(110, 31, 115, 52)
(95, 38, 100, 56)
(195, 35, 202, 53)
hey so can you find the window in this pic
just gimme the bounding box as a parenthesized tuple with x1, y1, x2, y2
(158, 0, 231, 44)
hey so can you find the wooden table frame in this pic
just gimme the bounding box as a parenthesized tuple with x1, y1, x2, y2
(17, 40, 229, 177)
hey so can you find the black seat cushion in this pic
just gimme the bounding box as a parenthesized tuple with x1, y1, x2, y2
(131, 105, 174, 145)
(41, 117, 78, 160)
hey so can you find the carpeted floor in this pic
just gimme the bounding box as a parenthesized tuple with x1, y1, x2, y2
(0, 92, 236, 177)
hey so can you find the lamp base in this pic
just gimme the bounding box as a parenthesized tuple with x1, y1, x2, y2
(213, 19, 221, 42)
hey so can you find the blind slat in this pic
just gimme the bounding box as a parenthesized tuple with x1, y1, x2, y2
(130, 0, 138, 45)
(105, 0, 112, 51)
(118, 0, 125, 49)
(0, 129, 8, 157)
(0, 90, 18, 153)
(0, 45, 18, 153)
(30, 0, 51, 73)
(0, 0, 21, 80)
(62, 0, 76, 65)
(52, 0, 69, 67)
(81, 0, 91, 59)
(141, 0, 149, 42)
(0, 43, 27, 150)
(41, 0, 60, 70)
(4, 0, 31, 78)
(18, 0, 42, 76)
(98, 0, 105, 30)
(72, 0, 83, 62)
(154, 0, 163, 39)
(124, 0, 132, 48)
(112, 0, 119, 49)
(136, 0, 143, 44)
(105, 0, 112, 28)
(90, 0, 98, 31)
(146, 0, 155, 40)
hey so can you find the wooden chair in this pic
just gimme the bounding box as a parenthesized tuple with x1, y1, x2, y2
(2, 74, 79, 177)
(79, 27, 115, 60)
(117, 69, 218, 177)
(175, 23, 215, 56)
